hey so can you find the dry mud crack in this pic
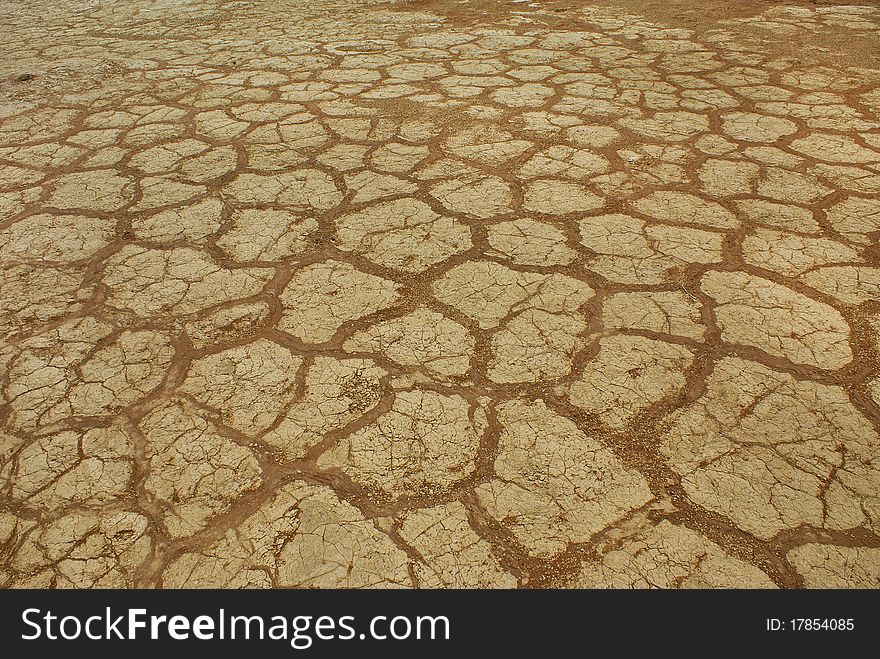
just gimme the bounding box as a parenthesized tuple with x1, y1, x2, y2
(1, 0, 879, 589)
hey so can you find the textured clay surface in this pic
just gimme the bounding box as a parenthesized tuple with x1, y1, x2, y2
(1, 0, 879, 589)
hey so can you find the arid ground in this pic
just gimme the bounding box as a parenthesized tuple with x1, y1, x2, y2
(1, 0, 879, 589)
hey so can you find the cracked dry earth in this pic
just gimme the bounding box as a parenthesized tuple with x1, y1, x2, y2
(1, 0, 880, 591)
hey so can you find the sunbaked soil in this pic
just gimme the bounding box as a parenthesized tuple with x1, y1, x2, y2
(1, 0, 879, 588)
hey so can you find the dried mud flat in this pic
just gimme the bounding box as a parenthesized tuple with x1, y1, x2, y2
(1, 0, 879, 589)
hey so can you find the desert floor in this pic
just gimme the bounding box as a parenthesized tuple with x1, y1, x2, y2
(1, 0, 879, 588)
